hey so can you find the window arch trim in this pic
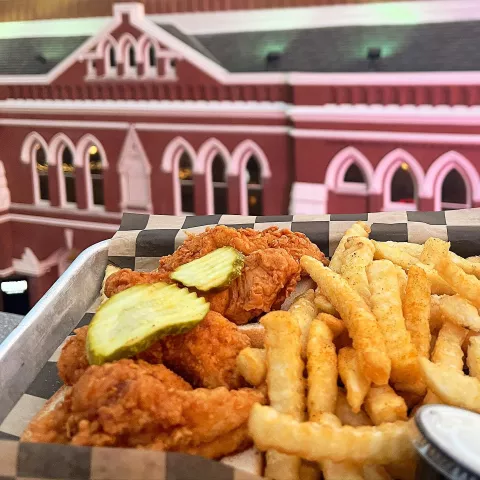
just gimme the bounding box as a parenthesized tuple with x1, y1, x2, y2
(49, 133, 77, 208)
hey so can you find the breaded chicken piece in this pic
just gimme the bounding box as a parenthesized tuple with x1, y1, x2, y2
(161, 311, 250, 388)
(25, 359, 264, 458)
(157, 225, 327, 275)
(58, 312, 250, 389)
(205, 248, 301, 324)
(104, 269, 170, 298)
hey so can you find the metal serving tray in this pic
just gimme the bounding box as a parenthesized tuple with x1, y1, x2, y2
(0, 240, 109, 424)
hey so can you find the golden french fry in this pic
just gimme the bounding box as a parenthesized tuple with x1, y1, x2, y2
(380, 241, 423, 259)
(335, 390, 372, 427)
(289, 289, 318, 358)
(249, 404, 414, 465)
(467, 256, 480, 264)
(341, 236, 375, 306)
(450, 252, 480, 279)
(468, 336, 480, 380)
(429, 295, 444, 333)
(320, 313, 345, 339)
(307, 319, 338, 420)
(436, 256, 480, 309)
(435, 295, 480, 332)
(301, 256, 390, 385)
(363, 465, 393, 480)
(330, 221, 371, 274)
(419, 263, 455, 296)
(367, 260, 423, 392)
(420, 357, 480, 413)
(420, 238, 451, 267)
(262, 311, 305, 480)
(364, 386, 408, 425)
(338, 347, 370, 413)
(314, 288, 339, 317)
(396, 266, 408, 303)
(236, 347, 266, 387)
(372, 241, 418, 270)
(403, 265, 431, 359)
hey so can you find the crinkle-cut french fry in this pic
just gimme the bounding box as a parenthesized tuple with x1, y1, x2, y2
(262, 311, 305, 480)
(367, 260, 423, 392)
(314, 289, 339, 317)
(319, 413, 364, 480)
(436, 256, 480, 308)
(341, 236, 375, 306)
(450, 252, 480, 279)
(338, 347, 370, 413)
(467, 256, 480, 263)
(335, 390, 372, 427)
(249, 404, 414, 465)
(363, 465, 393, 480)
(330, 221, 371, 274)
(364, 386, 408, 425)
(396, 266, 408, 303)
(307, 319, 338, 420)
(429, 295, 444, 333)
(468, 337, 480, 380)
(435, 295, 480, 332)
(301, 256, 390, 385)
(423, 321, 467, 405)
(381, 241, 423, 259)
(289, 289, 318, 358)
(372, 241, 418, 270)
(236, 347, 266, 387)
(320, 313, 345, 339)
(464, 331, 480, 355)
(403, 265, 431, 359)
(420, 238, 451, 267)
(420, 357, 480, 413)
(418, 263, 455, 295)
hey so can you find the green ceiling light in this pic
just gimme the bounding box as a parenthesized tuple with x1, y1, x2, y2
(256, 39, 289, 60)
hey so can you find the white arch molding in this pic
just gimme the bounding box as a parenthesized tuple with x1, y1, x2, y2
(49, 133, 77, 208)
(0, 161, 11, 211)
(76, 134, 109, 211)
(424, 151, 480, 211)
(197, 138, 231, 215)
(162, 137, 197, 215)
(21, 132, 50, 205)
(96, 35, 118, 77)
(117, 33, 137, 77)
(231, 140, 271, 216)
(372, 148, 425, 211)
(324, 146, 374, 195)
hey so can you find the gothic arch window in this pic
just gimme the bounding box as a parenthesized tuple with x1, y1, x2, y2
(344, 163, 365, 184)
(245, 155, 262, 216)
(212, 154, 228, 214)
(35, 144, 49, 201)
(178, 152, 194, 214)
(441, 169, 470, 210)
(390, 163, 415, 205)
(61, 145, 76, 204)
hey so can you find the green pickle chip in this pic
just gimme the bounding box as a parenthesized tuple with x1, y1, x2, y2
(86, 282, 210, 365)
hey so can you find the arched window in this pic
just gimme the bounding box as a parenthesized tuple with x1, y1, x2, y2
(179, 152, 194, 214)
(212, 154, 227, 214)
(441, 169, 469, 210)
(35, 144, 49, 201)
(109, 45, 116, 67)
(246, 155, 262, 216)
(149, 45, 156, 68)
(391, 163, 415, 205)
(129, 45, 136, 67)
(88, 144, 104, 206)
(62, 146, 76, 204)
(344, 163, 365, 184)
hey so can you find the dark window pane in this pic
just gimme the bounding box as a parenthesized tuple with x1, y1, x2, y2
(391, 168, 414, 203)
(344, 163, 365, 183)
(129, 46, 136, 67)
(212, 154, 225, 183)
(109, 46, 116, 67)
(92, 175, 104, 206)
(35, 146, 47, 166)
(89, 146, 104, 206)
(62, 147, 73, 167)
(36, 146, 49, 201)
(248, 188, 263, 216)
(62, 146, 75, 203)
(39, 174, 49, 201)
(181, 184, 194, 213)
(246, 156, 261, 185)
(179, 152, 193, 180)
(149, 45, 156, 67)
(442, 169, 467, 204)
(214, 186, 228, 214)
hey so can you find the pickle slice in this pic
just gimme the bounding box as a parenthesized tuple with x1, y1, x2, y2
(86, 282, 209, 365)
(171, 246, 245, 291)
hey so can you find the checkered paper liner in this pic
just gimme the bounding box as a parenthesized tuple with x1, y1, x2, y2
(2, 209, 480, 479)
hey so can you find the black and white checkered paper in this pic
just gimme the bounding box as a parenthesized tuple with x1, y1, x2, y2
(1, 209, 480, 479)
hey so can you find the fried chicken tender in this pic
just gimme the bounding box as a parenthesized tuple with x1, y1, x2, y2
(26, 359, 264, 458)
(158, 225, 327, 275)
(104, 269, 170, 297)
(161, 311, 250, 388)
(58, 312, 250, 389)
(205, 248, 301, 324)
